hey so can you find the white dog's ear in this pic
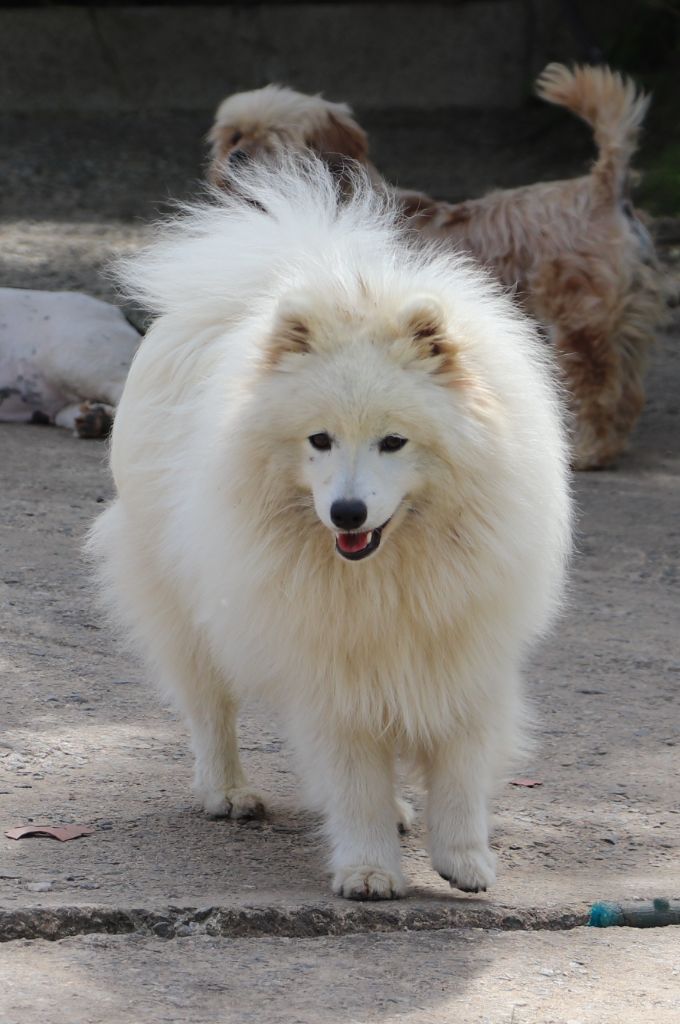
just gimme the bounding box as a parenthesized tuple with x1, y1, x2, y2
(265, 298, 315, 367)
(397, 296, 455, 374)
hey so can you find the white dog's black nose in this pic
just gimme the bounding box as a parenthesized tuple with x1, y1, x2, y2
(330, 499, 368, 531)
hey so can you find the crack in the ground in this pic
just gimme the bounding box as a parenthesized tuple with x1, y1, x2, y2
(0, 904, 587, 943)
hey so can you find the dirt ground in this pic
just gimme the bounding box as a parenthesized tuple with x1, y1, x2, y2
(1, 233, 679, 1023)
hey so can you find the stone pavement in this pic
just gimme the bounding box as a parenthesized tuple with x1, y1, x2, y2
(2, 929, 679, 1024)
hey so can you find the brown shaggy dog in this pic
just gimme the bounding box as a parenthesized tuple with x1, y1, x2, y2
(207, 67, 665, 469)
(207, 84, 382, 188)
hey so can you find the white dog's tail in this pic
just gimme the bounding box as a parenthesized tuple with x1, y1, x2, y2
(115, 158, 397, 326)
(535, 63, 650, 204)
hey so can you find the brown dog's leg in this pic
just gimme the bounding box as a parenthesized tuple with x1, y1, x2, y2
(552, 325, 644, 470)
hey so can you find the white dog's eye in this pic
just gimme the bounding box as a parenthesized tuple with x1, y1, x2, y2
(379, 435, 408, 453)
(308, 432, 332, 451)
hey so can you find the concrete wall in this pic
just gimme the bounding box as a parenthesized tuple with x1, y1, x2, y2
(0, 2, 554, 114)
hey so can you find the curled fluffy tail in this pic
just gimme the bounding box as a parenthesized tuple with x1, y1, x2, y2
(535, 63, 650, 203)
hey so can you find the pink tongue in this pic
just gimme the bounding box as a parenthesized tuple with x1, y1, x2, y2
(337, 532, 370, 553)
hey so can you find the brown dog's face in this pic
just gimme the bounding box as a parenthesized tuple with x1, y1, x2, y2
(207, 85, 371, 187)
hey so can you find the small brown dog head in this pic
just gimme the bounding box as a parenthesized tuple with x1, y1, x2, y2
(207, 85, 373, 187)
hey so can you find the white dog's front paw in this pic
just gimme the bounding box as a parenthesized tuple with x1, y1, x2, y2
(332, 865, 406, 901)
(432, 844, 496, 893)
(201, 786, 267, 821)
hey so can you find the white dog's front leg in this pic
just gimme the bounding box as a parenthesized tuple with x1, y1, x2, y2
(425, 732, 497, 893)
(308, 729, 405, 900)
(185, 682, 266, 821)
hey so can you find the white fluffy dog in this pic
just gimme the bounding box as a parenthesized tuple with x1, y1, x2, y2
(89, 161, 571, 900)
(0, 288, 140, 435)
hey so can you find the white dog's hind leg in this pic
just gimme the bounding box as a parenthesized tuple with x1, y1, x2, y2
(302, 729, 406, 900)
(395, 795, 415, 834)
(424, 732, 497, 893)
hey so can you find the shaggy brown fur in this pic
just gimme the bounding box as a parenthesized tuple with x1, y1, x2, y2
(208, 66, 665, 469)
(207, 84, 382, 189)
(396, 65, 665, 469)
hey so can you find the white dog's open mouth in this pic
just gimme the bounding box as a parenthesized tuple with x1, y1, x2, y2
(335, 520, 390, 562)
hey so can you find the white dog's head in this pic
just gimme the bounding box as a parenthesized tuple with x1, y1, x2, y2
(254, 288, 475, 564)
(302, 426, 413, 561)
(207, 85, 373, 188)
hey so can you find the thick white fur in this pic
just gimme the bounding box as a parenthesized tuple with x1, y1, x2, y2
(88, 160, 572, 900)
